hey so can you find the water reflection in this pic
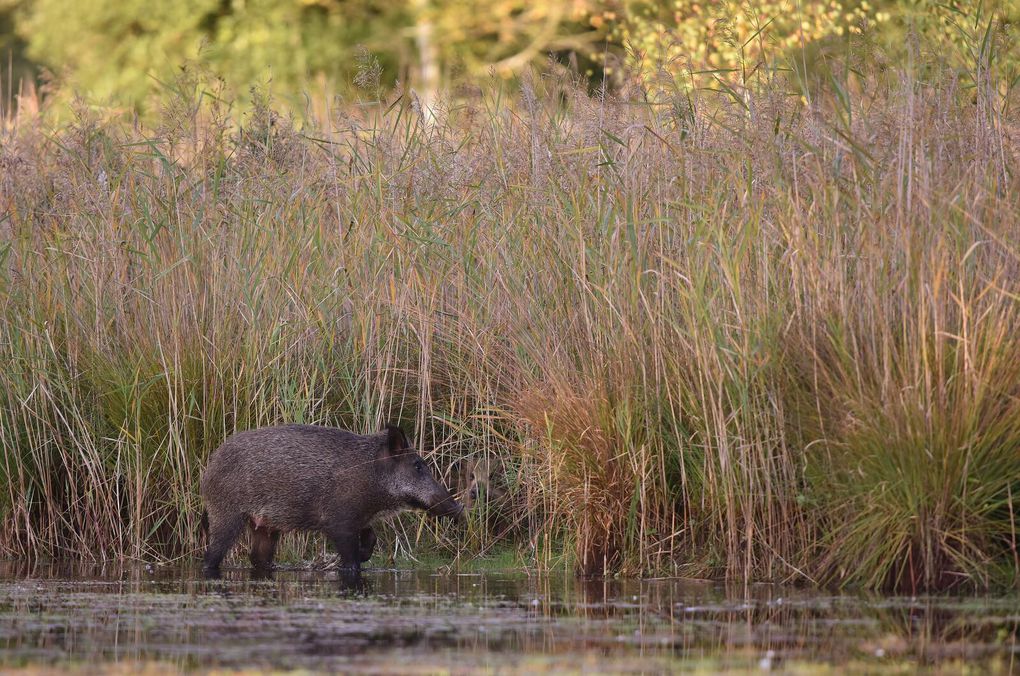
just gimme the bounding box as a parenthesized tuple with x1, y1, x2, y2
(0, 561, 1015, 672)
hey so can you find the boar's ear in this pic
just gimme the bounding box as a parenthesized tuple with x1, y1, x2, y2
(458, 458, 477, 486)
(450, 457, 471, 490)
(381, 424, 410, 459)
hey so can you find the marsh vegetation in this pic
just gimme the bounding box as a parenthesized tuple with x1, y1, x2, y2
(1, 21, 1019, 594)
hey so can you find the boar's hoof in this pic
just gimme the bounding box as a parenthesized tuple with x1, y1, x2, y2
(338, 569, 368, 593)
(251, 567, 274, 581)
(337, 562, 363, 587)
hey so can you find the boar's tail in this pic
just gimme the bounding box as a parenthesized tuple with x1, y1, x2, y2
(199, 509, 209, 543)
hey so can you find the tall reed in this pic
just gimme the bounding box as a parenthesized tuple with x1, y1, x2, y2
(1, 42, 1017, 589)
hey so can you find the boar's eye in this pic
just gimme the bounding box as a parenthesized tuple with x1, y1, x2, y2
(414, 459, 425, 475)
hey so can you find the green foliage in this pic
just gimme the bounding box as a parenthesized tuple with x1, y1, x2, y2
(875, 0, 1020, 60)
(592, 0, 882, 89)
(0, 0, 33, 94)
(4, 0, 602, 108)
(9, 0, 406, 105)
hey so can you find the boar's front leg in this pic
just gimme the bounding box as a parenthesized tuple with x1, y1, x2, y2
(358, 527, 377, 564)
(325, 526, 363, 572)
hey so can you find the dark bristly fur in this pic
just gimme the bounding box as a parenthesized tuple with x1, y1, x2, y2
(199, 424, 463, 574)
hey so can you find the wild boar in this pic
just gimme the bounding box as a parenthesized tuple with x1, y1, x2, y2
(199, 423, 463, 574)
(454, 456, 515, 535)
(456, 457, 508, 511)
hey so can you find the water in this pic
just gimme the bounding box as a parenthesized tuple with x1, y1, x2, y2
(0, 562, 1016, 673)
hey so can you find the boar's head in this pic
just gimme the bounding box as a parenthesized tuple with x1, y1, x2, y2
(380, 425, 464, 520)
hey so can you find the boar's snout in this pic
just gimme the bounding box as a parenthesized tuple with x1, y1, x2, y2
(428, 495, 465, 522)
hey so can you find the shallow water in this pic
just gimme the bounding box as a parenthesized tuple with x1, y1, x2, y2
(0, 562, 1016, 673)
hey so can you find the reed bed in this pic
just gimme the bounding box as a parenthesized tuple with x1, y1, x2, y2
(1, 47, 1018, 590)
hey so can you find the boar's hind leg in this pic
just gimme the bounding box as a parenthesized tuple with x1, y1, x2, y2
(250, 526, 280, 570)
(203, 513, 245, 573)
